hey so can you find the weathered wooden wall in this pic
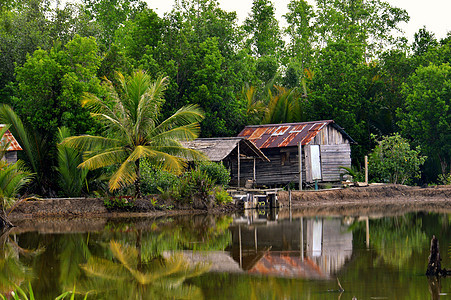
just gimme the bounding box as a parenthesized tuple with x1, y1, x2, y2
(4, 151, 17, 164)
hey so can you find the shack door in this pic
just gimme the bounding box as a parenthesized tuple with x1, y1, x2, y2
(310, 145, 322, 180)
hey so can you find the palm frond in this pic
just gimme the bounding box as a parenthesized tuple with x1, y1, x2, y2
(62, 135, 122, 152)
(79, 148, 128, 170)
(81, 257, 129, 280)
(153, 105, 204, 137)
(109, 241, 138, 271)
(56, 127, 89, 197)
(152, 123, 202, 144)
(108, 159, 137, 191)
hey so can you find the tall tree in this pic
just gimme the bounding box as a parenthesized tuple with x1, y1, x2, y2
(308, 42, 376, 160)
(314, 0, 409, 58)
(12, 35, 102, 139)
(397, 63, 451, 177)
(63, 71, 205, 196)
(81, 0, 147, 49)
(243, 0, 284, 58)
(284, 0, 316, 64)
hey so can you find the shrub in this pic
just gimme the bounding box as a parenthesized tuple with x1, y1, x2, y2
(196, 161, 230, 187)
(214, 186, 233, 205)
(180, 168, 214, 202)
(140, 162, 181, 195)
(104, 196, 135, 210)
(369, 133, 427, 185)
(438, 173, 451, 185)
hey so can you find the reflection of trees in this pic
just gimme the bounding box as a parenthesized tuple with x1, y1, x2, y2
(0, 230, 42, 296)
(369, 214, 428, 268)
(79, 240, 208, 299)
(141, 216, 233, 260)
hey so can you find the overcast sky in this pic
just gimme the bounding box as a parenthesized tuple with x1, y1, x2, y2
(146, 0, 451, 42)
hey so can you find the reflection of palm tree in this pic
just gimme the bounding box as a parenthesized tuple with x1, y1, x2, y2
(0, 230, 34, 295)
(79, 240, 208, 299)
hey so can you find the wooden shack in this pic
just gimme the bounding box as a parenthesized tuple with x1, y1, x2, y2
(0, 124, 22, 164)
(237, 120, 355, 188)
(182, 137, 269, 186)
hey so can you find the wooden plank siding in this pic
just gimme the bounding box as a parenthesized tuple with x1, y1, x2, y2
(320, 144, 351, 182)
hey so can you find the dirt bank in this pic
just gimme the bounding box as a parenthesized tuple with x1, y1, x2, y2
(8, 184, 451, 222)
(278, 184, 451, 216)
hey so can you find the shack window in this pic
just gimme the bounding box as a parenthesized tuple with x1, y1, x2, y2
(281, 152, 290, 166)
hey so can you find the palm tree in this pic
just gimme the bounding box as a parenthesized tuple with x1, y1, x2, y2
(63, 70, 205, 197)
(262, 86, 304, 124)
(0, 105, 50, 196)
(55, 127, 89, 197)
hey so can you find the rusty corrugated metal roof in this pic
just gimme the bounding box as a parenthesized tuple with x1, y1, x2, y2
(0, 125, 22, 151)
(247, 253, 327, 279)
(238, 120, 355, 149)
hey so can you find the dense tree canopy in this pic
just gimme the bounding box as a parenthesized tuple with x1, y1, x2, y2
(0, 0, 450, 195)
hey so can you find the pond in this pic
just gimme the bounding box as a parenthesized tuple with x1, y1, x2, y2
(1, 209, 450, 299)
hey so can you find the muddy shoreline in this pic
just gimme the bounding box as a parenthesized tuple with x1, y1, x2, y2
(7, 184, 451, 233)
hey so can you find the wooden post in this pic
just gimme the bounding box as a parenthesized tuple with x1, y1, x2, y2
(239, 225, 242, 268)
(366, 216, 370, 248)
(237, 143, 240, 188)
(253, 157, 256, 187)
(300, 217, 304, 260)
(365, 155, 368, 185)
(289, 188, 292, 208)
(298, 142, 302, 190)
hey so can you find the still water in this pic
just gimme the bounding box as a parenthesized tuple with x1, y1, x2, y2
(1, 210, 450, 299)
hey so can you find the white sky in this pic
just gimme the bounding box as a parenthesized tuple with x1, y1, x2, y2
(146, 0, 451, 42)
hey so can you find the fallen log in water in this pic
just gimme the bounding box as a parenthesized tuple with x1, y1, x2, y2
(426, 235, 451, 277)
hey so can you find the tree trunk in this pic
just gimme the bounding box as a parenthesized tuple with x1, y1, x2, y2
(0, 209, 13, 230)
(134, 159, 142, 199)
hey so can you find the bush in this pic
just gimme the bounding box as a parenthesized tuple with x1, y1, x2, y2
(214, 186, 233, 204)
(104, 196, 135, 210)
(369, 133, 427, 185)
(196, 161, 230, 187)
(141, 163, 181, 195)
(438, 173, 451, 185)
(180, 168, 214, 203)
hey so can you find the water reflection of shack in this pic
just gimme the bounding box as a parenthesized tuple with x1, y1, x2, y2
(228, 218, 353, 279)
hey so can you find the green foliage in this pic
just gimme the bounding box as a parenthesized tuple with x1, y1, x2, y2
(438, 173, 451, 185)
(55, 127, 88, 197)
(214, 186, 233, 205)
(141, 164, 181, 195)
(103, 196, 135, 210)
(196, 161, 230, 187)
(314, 0, 409, 57)
(157, 166, 227, 207)
(179, 168, 214, 204)
(13, 35, 102, 140)
(339, 166, 364, 183)
(368, 133, 426, 184)
(398, 63, 451, 177)
(62, 71, 205, 196)
(243, 0, 284, 57)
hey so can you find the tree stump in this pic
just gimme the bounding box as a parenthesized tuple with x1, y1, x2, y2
(426, 235, 441, 276)
(426, 235, 451, 277)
